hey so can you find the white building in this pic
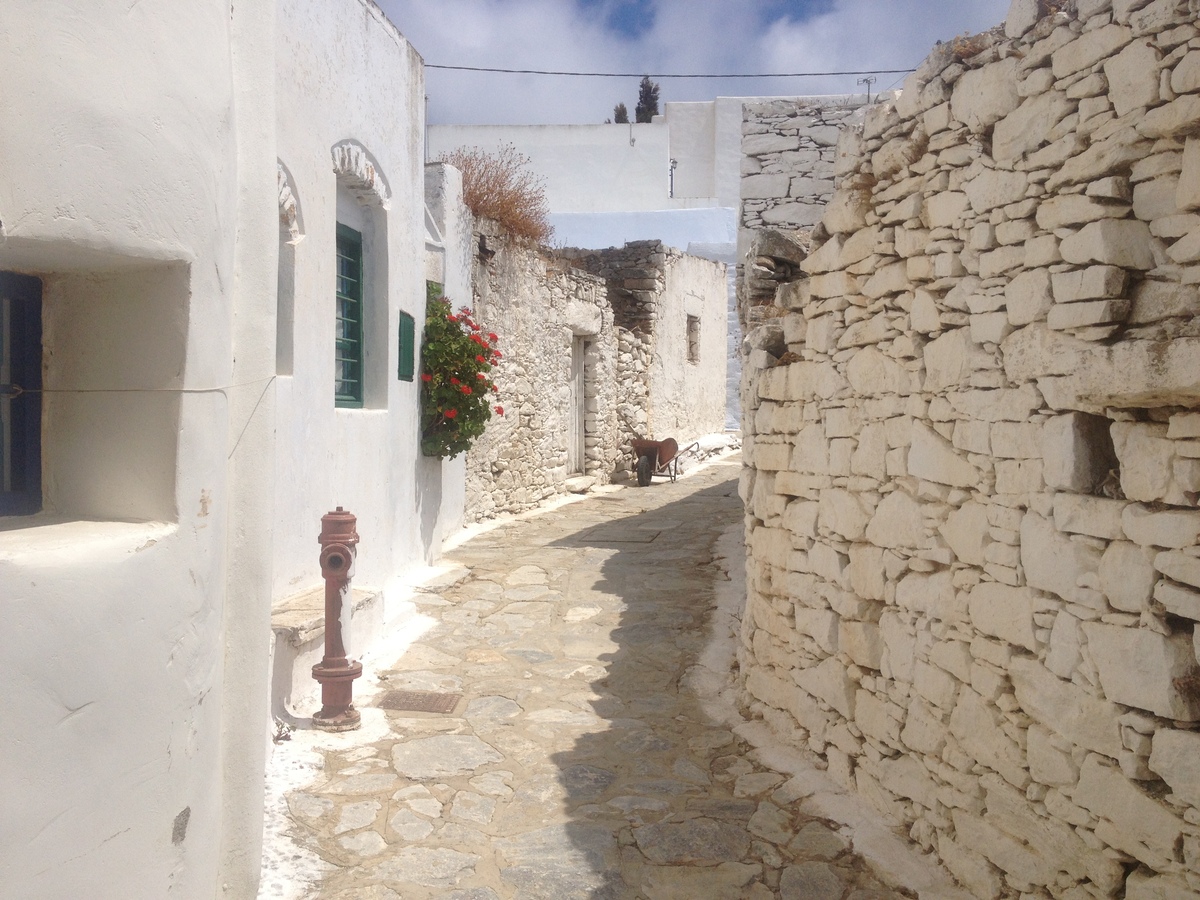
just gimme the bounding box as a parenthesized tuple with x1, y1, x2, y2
(429, 95, 863, 428)
(0, 0, 469, 896)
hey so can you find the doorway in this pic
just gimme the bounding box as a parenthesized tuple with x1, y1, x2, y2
(568, 337, 587, 476)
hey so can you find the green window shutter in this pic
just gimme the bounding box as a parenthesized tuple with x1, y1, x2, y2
(398, 311, 415, 382)
(334, 223, 364, 407)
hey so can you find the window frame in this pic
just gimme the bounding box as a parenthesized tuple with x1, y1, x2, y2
(686, 314, 700, 365)
(0, 272, 43, 516)
(334, 222, 365, 408)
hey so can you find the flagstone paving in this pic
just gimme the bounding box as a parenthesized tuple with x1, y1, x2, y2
(263, 456, 966, 899)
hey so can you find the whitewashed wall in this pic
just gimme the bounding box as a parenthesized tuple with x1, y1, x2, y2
(273, 0, 445, 613)
(0, 1, 276, 896)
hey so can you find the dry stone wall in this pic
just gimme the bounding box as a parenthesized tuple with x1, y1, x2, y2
(740, 2, 1200, 897)
(464, 220, 620, 521)
(562, 240, 729, 466)
(741, 98, 861, 233)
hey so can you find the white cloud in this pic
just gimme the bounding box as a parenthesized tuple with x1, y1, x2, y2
(377, 0, 1011, 124)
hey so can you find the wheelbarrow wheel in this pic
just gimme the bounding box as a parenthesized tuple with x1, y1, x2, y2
(636, 453, 654, 487)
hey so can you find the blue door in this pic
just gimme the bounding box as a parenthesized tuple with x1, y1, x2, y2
(0, 272, 42, 516)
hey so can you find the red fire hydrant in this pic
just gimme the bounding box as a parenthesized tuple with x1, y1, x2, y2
(311, 507, 363, 731)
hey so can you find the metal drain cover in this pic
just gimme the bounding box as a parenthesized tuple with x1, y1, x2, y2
(376, 690, 462, 713)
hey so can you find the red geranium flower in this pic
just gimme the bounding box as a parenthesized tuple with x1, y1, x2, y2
(495, 406, 504, 416)
(421, 373, 432, 382)
(450, 376, 459, 385)
(488, 332, 498, 342)
(444, 409, 458, 419)
(475, 355, 486, 363)
(476, 372, 487, 379)
(460, 386, 472, 395)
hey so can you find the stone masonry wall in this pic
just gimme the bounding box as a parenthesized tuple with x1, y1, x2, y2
(465, 220, 620, 521)
(741, 97, 863, 233)
(740, 2, 1200, 897)
(563, 239, 729, 466)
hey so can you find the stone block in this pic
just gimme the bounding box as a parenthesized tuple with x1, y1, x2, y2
(846, 347, 914, 397)
(990, 422, 1042, 459)
(939, 500, 991, 567)
(824, 187, 871, 234)
(1148, 728, 1200, 808)
(994, 90, 1075, 164)
(1046, 612, 1084, 678)
(1046, 297, 1130, 330)
(855, 689, 901, 745)
(879, 611, 915, 684)
(908, 421, 979, 488)
(1100, 540, 1158, 611)
(924, 328, 977, 394)
(795, 608, 840, 655)
(986, 775, 1124, 892)
(1122, 504, 1200, 549)
(1005, 268, 1054, 326)
(1052, 493, 1126, 540)
(1104, 37, 1162, 117)
(1154, 550, 1200, 589)
(794, 656, 856, 719)
(1177, 137, 1200, 212)
(840, 621, 883, 670)
(818, 488, 871, 541)
(1052, 24, 1133, 79)
(1021, 511, 1103, 603)
(847, 543, 886, 601)
(1154, 580, 1200, 620)
(1138, 94, 1200, 139)
(1010, 658, 1124, 757)
(1005, 0, 1041, 38)
(1051, 266, 1129, 303)
(1073, 754, 1185, 860)
(1041, 412, 1116, 493)
(1111, 421, 1174, 503)
(968, 581, 1041, 652)
(1125, 869, 1200, 900)
(1037, 194, 1130, 230)
(1060, 219, 1157, 269)
(742, 173, 792, 200)
(951, 810, 1057, 889)
(1028, 724, 1079, 786)
(1082, 623, 1200, 720)
(896, 569, 958, 621)
(960, 168, 1027, 213)
(951, 58, 1022, 134)
(914, 659, 960, 711)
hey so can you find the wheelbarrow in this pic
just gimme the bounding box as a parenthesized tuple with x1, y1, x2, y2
(629, 437, 700, 486)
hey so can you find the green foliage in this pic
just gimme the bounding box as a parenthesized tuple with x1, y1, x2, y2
(420, 297, 504, 459)
(613, 102, 629, 124)
(635, 76, 660, 123)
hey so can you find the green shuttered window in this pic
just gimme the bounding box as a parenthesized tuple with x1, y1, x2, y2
(335, 223, 364, 407)
(397, 311, 415, 382)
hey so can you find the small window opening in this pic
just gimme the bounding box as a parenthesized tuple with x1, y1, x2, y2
(687, 314, 700, 364)
(335, 223, 364, 407)
(0, 272, 43, 515)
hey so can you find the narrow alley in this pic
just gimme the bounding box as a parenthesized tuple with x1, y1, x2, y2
(259, 456, 967, 900)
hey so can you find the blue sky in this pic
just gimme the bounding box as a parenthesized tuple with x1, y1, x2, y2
(378, 0, 1012, 125)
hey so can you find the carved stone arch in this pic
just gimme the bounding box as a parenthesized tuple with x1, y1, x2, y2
(277, 160, 304, 242)
(331, 140, 391, 210)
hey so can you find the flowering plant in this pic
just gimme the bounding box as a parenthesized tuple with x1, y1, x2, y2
(420, 296, 503, 458)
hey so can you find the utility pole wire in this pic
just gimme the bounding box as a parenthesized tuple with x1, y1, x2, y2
(426, 64, 914, 78)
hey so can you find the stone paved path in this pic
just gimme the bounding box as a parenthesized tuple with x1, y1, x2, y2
(262, 457, 954, 899)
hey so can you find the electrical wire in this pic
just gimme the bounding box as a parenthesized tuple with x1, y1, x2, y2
(426, 64, 914, 78)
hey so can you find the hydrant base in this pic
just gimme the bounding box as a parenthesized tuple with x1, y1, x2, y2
(312, 705, 362, 732)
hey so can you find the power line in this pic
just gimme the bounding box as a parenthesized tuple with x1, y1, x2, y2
(426, 63, 914, 78)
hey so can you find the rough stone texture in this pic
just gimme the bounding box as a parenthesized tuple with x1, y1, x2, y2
(468, 230, 726, 521)
(738, 3, 1200, 894)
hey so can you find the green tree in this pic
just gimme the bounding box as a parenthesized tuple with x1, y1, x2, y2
(613, 102, 629, 124)
(634, 76, 660, 123)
